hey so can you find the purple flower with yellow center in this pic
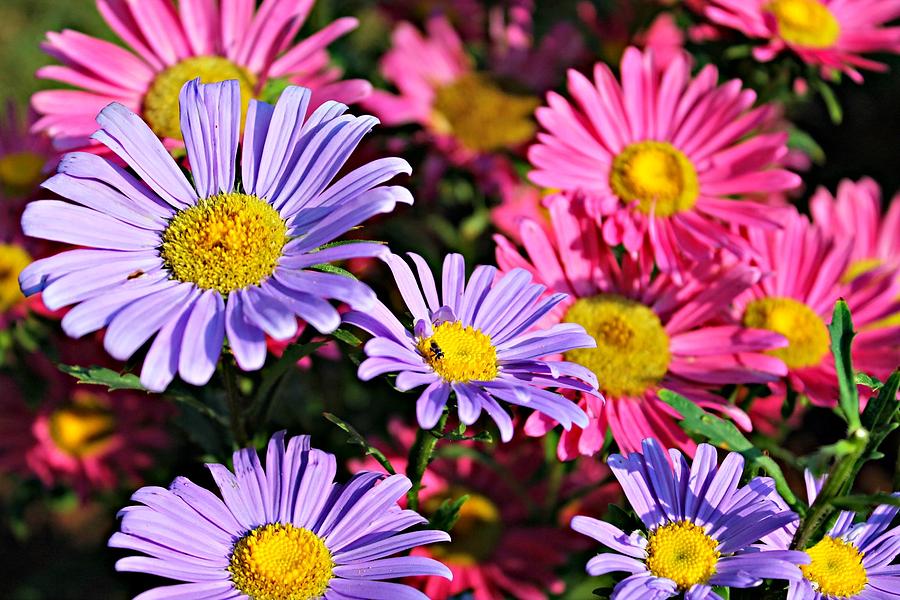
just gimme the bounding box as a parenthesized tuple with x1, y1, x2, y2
(572, 439, 808, 599)
(343, 252, 596, 441)
(19, 78, 411, 392)
(110, 431, 452, 600)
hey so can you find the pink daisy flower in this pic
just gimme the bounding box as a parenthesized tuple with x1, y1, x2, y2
(810, 177, 900, 278)
(32, 0, 370, 150)
(734, 205, 900, 408)
(528, 47, 801, 277)
(352, 419, 619, 600)
(702, 0, 900, 82)
(495, 193, 788, 458)
(362, 15, 540, 158)
(0, 376, 170, 499)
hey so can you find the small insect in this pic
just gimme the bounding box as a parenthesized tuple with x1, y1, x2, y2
(429, 340, 444, 360)
(126, 269, 145, 280)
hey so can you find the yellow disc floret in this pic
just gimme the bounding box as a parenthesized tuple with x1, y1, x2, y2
(49, 393, 116, 458)
(645, 521, 720, 590)
(742, 297, 829, 369)
(768, 0, 841, 49)
(0, 243, 31, 312)
(0, 150, 45, 196)
(432, 73, 539, 153)
(564, 294, 671, 397)
(609, 141, 699, 217)
(424, 490, 502, 565)
(229, 523, 333, 600)
(144, 56, 257, 140)
(801, 536, 868, 597)
(417, 321, 499, 383)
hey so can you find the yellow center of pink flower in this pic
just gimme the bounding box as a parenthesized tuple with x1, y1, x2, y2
(646, 521, 720, 590)
(768, 0, 841, 49)
(431, 73, 539, 153)
(609, 141, 700, 217)
(0, 150, 45, 196)
(49, 395, 116, 458)
(417, 321, 499, 382)
(144, 56, 257, 140)
(801, 536, 868, 597)
(425, 489, 502, 565)
(160, 193, 287, 294)
(229, 523, 333, 600)
(742, 296, 829, 369)
(564, 294, 671, 397)
(0, 243, 32, 313)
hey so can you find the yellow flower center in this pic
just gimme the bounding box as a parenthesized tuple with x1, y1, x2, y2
(609, 141, 699, 217)
(229, 523, 333, 600)
(0, 243, 31, 313)
(742, 297, 829, 369)
(431, 73, 539, 153)
(144, 56, 256, 140)
(49, 395, 116, 458)
(646, 521, 720, 590)
(417, 321, 499, 383)
(564, 295, 671, 397)
(801, 536, 868, 597)
(0, 150, 45, 196)
(768, 0, 841, 49)
(160, 193, 287, 295)
(424, 490, 502, 565)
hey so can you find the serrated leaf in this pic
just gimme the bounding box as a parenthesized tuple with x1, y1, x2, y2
(58, 364, 146, 392)
(323, 412, 396, 475)
(861, 370, 899, 431)
(829, 300, 861, 430)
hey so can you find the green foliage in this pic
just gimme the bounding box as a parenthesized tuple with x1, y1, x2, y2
(828, 300, 861, 431)
(322, 412, 396, 475)
(58, 364, 145, 392)
(429, 494, 469, 532)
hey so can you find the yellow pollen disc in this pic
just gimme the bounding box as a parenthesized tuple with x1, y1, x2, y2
(609, 141, 699, 217)
(0, 150, 45, 196)
(768, 0, 841, 49)
(424, 489, 502, 565)
(645, 521, 720, 590)
(0, 243, 31, 313)
(563, 294, 671, 397)
(801, 536, 868, 597)
(229, 523, 333, 600)
(160, 192, 287, 294)
(431, 73, 539, 153)
(417, 321, 499, 383)
(742, 297, 829, 369)
(49, 394, 116, 458)
(144, 56, 256, 140)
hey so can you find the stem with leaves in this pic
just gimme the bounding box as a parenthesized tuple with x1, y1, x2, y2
(406, 408, 450, 511)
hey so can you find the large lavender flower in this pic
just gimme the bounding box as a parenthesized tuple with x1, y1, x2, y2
(19, 79, 411, 392)
(572, 439, 808, 599)
(110, 432, 451, 600)
(343, 252, 596, 441)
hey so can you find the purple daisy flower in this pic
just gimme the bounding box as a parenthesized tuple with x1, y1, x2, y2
(110, 431, 452, 600)
(763, 472, 900, 600)
(571, 438, 808, 599)
(342, 252, 596, 442)
(19, 78, 411, 392)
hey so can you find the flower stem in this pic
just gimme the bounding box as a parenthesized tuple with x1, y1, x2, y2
(406, 408, 449, 511)
(222, 360, 249, 448)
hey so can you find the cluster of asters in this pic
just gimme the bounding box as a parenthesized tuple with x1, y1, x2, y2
(0, 1, 898, 599)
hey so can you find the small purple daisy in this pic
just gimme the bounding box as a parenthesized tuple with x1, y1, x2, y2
(110, 431, 451, 600)
(763, 472, 900, 600)
(572, 439, 809, 599)
(343, 252, 597, 441)
(19, 79, 412, 392)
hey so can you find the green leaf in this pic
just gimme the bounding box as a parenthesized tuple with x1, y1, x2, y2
(314, 239, 387, 250)
(855, 372, 884, 392)
(258, 77, 291, 104)
(787, 127, 826, 165)
(828, 300, 861, 431)
(861, 370, 899, 431)
(58, 364, 146, 392)
(322, 412, 396, 475)
(659, 389, 800, 509)
(813, 78, 843, 124)
(830, 493, 900, 510)
(331, 327, 362, 347)
(429, 495, 469, 532)
(309, 263, 356, 279)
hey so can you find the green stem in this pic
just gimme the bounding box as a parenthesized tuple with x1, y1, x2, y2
(222, 361, 249, 448)
(406, 408, 449, 511)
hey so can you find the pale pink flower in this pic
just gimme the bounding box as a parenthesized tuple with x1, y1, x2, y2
(703, 0, 900, 82)
(528, 47, 800, 278)
(636, 13, 686, 70)
(495, 193, 788, 458)
(32, 0, 369, 150)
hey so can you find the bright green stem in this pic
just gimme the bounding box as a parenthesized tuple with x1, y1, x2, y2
(406, 408, 449, 511)
(222, 361, 249, 448)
